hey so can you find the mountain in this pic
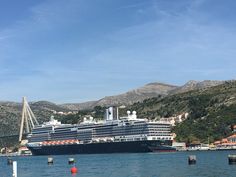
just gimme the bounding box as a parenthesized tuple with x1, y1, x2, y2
(31, 101, 70, 112)
(171, 80, 225, 94)
(62, 80, 224, 110)
(62, 83, 178, 110)
(95, 82, 178, 106)
(62, 101, 96, 111)
(124, 80, 236, 143)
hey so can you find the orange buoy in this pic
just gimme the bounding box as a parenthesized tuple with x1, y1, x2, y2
(71, 166, 78, 174)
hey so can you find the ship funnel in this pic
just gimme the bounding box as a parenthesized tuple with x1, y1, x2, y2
(105, 107, 114, 121)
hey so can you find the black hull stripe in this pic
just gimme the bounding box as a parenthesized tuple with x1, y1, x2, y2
(28, 140, 176, 155)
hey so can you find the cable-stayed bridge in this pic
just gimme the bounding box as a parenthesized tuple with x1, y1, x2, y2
(0, 97, 38, 145)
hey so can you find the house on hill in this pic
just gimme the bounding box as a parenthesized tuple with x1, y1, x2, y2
(214, 125, 236, 149)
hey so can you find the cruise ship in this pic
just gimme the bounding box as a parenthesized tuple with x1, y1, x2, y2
(26, 107, 176, 155)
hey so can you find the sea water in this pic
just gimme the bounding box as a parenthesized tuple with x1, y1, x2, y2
(1, 150, 236, 177)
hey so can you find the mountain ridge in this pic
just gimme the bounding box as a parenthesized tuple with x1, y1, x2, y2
(62, 80, 225, 110)
(62, 82, 178, 110)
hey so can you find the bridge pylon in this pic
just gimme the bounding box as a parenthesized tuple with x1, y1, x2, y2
(19, 97, 39, 142)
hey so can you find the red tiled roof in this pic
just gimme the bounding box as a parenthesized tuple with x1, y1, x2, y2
(228, 134, 236, 139)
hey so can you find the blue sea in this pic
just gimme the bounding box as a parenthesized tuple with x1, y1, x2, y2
(1, 151, 236, 177)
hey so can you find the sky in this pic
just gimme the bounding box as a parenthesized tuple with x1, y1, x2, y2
(0, 0, 236, 103)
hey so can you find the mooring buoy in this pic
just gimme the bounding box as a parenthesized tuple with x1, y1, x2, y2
(71, 166, 78, 174)
(48, 157, 53, 165)
(188, 155, 196, 165)
(68, 158, 75, 165)
(7, 158, 13, 165)
(228, 154, 236, 165)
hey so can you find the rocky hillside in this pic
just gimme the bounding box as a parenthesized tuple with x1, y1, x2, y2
(0, 101, 69, 137)
(62, 101, 96, 111)
(62, 82, 178, 110)
(95, 82, 177, 106)
(123, 80, 236, 143)
(62, 80, 224, 110)
(170, 80, 224, 94)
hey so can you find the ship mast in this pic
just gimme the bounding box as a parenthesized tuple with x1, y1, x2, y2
(19, 97, 39, 142)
